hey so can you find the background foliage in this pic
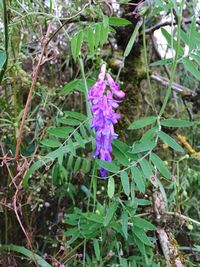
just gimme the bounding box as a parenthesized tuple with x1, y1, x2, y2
(0, 0, 200, 266)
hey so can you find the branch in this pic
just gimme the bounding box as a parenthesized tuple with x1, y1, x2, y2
(151, 73, 196, 96)
(14, 2, 92, 161)
(157, 227, 186, 267)
(145, 18, 200, 34)
(166, 211, 200, 227)
(14, 23, 52, 161)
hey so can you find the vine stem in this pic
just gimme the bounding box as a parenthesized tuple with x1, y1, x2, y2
(14, 22, 52, 161)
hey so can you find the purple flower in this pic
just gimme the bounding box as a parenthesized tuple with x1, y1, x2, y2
(88, 64, 125, 177)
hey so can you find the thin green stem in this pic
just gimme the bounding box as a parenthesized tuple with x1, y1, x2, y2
(82, 239, 87, 267)
(175, 161, 180, 213)
(116, 20, 142, 82)
(87, 162, 97, 211)
(79, 57, 91, 119)
(4, 208, 8, 245)
(142, 19, 156, 113)
(159, 1, 184, 117)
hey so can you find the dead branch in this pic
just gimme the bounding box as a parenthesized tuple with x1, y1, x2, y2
(145, 18, 200, 34)
(14, 22, 52, 161)
(152, 190, 186, 267)
(151, 73, 196, 96)
(157, 228, 186, 267)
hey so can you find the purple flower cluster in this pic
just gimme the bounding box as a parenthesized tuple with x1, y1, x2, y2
(88, 64, 125, 177)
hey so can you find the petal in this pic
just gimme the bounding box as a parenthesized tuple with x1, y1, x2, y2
(100, 168, 108, 177)
(106, 73, 125, 98)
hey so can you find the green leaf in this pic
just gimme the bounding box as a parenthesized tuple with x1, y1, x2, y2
(130, 179, 135, 201)
(109, 17, 131, 27)
(59, 79, 83, 95)
(71, 34, 77, 60)
(47, 127, 74, 138)
(190, 53, 200, 65)
(128, 116, 157, 130)
(140, 127, 157, 142)
(112, 145, 129, 166)
(120, 171, 130, 196)
(134, 236, 146, 256)
(0, 245, 52, 267)
(0, 51, 7, 70)
(124, 21, 142, 58)
(96, 160, 119, 173)
(103, 15, 109, 28)
(60, 79, 95, 96)
(160, 119, 193, 127)
(57, 118, 81, 126)
(120, 258, 128, 267)
(110, 221, 123, 236)
(112, 139, 129, 152)
(23, 139, 89, 187)
(66, 153, 73, 169)
(64, 111, 87, 121)
(76, 30, 83, 58)
(40, 139, 61, 148)
(107, 177, 115, 199)
(182, 58, 200, 81)
(135, 198, 151, 206)
(131, 166, 145, 193)
(158, 131, 184, 152)
(133, 226, 153, 246)
(150, 58, 173, 66)
(103, 201, 118, 226)
(94, 23, 101, 47)
(74, 157, 82, 173)
(74, 132, 85, 148)
(189, 16, 197, 51)
(161, 28, 184, 56)
(180, 29, 189, 45)
(82, 159, 91, 174)
(139, 159, 153, 179)
(152, 3, 173, 16)
(150, 153, 171, 179)
(87, 26, 95, 53)
(68, 139, 76, 155)
(83, 212, 104, 224)
(93, 239, 100, 261)
(100, 22, 109, 46)
(121, 211, 128, 240)
(131, 140, 156, 154)
(132, 217, 156, 231)
(80, 125, 89, 139)
(67, 231, 80, 245)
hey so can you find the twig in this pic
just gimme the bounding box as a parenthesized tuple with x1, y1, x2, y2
(14, 2, 91, 161)
(14, 22, 52, 161)
(151, 73, 195, 96)
(1, 146, 39, 266)
(166, 211, 200, 227)
(0, 200, 13, 210)
(145, 18, 200, 34)
(157, 227, 186, 267)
